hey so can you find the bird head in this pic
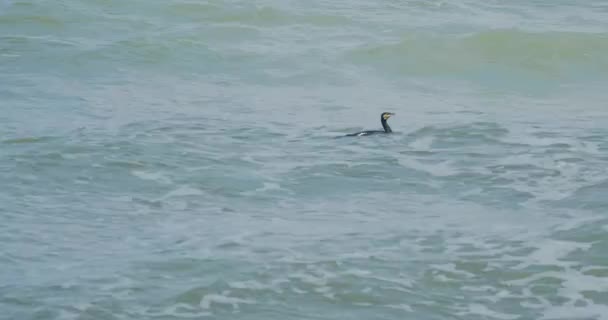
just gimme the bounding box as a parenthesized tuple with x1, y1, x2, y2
(381, 112, 395, 121)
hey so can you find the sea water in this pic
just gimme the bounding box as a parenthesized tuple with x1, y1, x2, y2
(1, 1, 608, 319)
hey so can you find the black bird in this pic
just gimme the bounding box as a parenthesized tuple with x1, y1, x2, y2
(345, 112, 395, 136)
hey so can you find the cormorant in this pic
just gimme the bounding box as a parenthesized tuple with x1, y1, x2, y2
(345, 112, 395, 136)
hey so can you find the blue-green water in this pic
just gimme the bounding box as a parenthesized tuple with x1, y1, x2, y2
(2, 1, 608, 319)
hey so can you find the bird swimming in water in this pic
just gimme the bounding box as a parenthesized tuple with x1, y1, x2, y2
(345, 112, 395, 136)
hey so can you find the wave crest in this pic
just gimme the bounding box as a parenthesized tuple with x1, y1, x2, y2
(347, 30, 608, 77)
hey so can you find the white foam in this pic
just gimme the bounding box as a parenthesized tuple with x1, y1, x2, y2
(409, 135, 434, 150)
(435, 273, 452, 282)
(552, 214, 603, 232)
(323, 292, 336, 299)
(57, 310, 78, 320)
(342, 269, 371, 276)
(541, 303, 608, 320)
(164, 186, 204, 198)
(255, 182, 281, 192)
(513, 240, 591, 270)
(199, 293, 254, 310)
(398, 158, 457, 177)
(314, 286, 332, 293)
(431, 263, 475, 279)
(155, 303, 212, 318)
(462, 303, 519, 320)
(557, 268, 608, 299)
(366, 275, 414, 289)
(228, 279, 280, 292)
(228, 280, 265, 290)
(291, 287, 306, 294)
(505, 271, 564, 287)
(386, 304, 413, 312)
(131, 170, 172, 184)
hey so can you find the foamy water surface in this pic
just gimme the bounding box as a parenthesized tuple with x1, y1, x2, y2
(1, 1, 608, 319)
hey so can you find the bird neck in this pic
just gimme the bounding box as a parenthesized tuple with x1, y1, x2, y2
(382, 119, 392, 133)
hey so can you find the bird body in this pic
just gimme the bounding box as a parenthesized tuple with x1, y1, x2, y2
(345, 130, 385, 137)
(345, 112, 395, 137)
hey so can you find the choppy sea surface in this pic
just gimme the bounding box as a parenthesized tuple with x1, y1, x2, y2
(2, 1, 608, 319)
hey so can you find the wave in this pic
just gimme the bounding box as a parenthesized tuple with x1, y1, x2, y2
(346, 29, 608, 77)
(167, 3, 353, 27)
(0, 14, 64, 28)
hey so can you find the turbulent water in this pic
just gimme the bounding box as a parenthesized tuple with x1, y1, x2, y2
(2, 1, 608, 319)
